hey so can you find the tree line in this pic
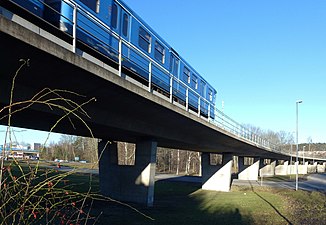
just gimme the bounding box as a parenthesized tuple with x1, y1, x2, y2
(41, 135, 98, 163)
(41, 127, 325, 174)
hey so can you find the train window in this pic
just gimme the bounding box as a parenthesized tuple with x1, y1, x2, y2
(139, 27, 151, 53)
(183, 67, 190, 83)
(200, 81, 206, 95)
(80, 0, 100, 13)
(192, 75, 198, 89)
(154, 41, 165, 63)
(111, 4, 118, 29)
(122, 13, 129, 36)
(170, 54, 179, 76)
(208, 89, 213, 101)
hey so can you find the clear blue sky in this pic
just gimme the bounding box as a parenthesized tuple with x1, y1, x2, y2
(122, 0, 326, 144)
(1, 0, 326, 145)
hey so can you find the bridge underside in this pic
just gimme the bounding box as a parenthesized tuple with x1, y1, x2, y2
(2, 8, 325, 207)
(0, 13, 288, 159)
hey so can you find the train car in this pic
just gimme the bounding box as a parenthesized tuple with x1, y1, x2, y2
(4, 0, 217, 118)
(10, 0, 45, 17)
(7, 0, 44, 18)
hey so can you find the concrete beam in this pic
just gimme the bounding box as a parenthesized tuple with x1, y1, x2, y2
(238, 157, 260, 181)
(98, 140, 157, 207)
(0, 9, 309, 160)
(202, 153, 233, 192)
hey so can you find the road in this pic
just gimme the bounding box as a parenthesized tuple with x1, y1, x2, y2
(52, 164, 326, 192)
(156, 173, 326, 192)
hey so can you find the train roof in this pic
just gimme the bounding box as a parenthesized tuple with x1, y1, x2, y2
(116, 0, 217, 94)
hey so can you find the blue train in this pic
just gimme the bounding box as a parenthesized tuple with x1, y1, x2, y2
(5, 0, 217, 118)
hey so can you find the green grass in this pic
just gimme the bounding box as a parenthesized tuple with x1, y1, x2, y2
(2, 161, 325, 224)
(1, 159, 99, 193)
(89, 181, 326, 225)
(259, 175, 307, 182)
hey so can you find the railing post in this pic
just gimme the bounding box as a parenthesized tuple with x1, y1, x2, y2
(118, 39, 122, 77)
(186, 88, 189, 111)
(148, 62, 152, 92)
(61, 1, 282, 154)
(169, 76, 173, 103)
(72, 4, 77, 53)
(198, 97, 201, 117)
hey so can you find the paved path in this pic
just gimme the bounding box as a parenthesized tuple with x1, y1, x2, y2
(233, 174, 326, 192)
(53, 166, 326, 192)
(156, 173, 326, 192)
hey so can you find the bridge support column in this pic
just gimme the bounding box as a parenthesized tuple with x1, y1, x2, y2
(98, 140, 157, 207)
(288, 161, 296, 175)
(238, 157, 260, 181)
(275, 160, 289, 175)
(317, 162, 326, 173)
(298, 161, 308, 175)
(202, 153, 233, 192)
(259, 159, 276, 177)
(307, 161, 317, 173)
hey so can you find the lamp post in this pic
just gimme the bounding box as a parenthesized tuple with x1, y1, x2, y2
(303, 146, 306, 165)
(309, 138, 314, 164)
(296, 100, 303, 191)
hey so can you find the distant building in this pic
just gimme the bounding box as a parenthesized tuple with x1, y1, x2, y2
(33, 143, 42, 150)
(0, 142, 39, 160)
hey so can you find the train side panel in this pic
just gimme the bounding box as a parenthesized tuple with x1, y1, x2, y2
(44, 0, 73, 33)
(75, 0, 120, 61)
(9, 0, 217, 118)
(11, 0, 44, 17)
(126, 13, 172, 92)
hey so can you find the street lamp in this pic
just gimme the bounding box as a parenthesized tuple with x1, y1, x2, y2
(309, 138, 314, 164)
(296, 100, 303, 191)
(303, 146, 306, 165)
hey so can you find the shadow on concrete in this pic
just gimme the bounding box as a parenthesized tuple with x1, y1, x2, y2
(248, 181, 293, 225)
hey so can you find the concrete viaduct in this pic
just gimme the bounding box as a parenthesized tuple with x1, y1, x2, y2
(0, 5, 325, 206)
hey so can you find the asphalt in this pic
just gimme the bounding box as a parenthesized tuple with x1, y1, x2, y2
(155, 173, 326, 192)
(52, 165, 326, 192)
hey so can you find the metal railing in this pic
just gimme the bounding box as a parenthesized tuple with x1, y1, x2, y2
(9, 0, 286, 154)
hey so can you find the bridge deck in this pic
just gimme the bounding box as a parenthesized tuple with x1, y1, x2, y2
(0, 8, 324, 162)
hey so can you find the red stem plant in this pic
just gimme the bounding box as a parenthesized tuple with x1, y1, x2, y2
(0, 59, 153, 224)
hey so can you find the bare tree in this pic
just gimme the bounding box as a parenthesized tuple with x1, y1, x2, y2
(117, 142, 135, 165)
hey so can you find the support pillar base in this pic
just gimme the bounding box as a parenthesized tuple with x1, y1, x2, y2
(202, 153, 233, 192)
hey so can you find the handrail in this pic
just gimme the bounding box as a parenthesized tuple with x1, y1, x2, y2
(54, 0, 285, 152)
(9, 0, 289, 154)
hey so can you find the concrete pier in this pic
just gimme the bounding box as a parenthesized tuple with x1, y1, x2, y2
(202, 153, 233, 192)
(307, 162, 317, 173)
(259, 159, 276, 177)
(98, 140, 157, 207)
(287, 161, 308, 175)
(288, 162, 296, 175)
(298, 161, 308, 175)
(238, 157, 260, 181)
(275, 160, 289, 175)
(317, 162, 326, 173)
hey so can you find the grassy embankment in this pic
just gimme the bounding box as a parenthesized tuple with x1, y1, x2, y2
(3, 160, 326, 225)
